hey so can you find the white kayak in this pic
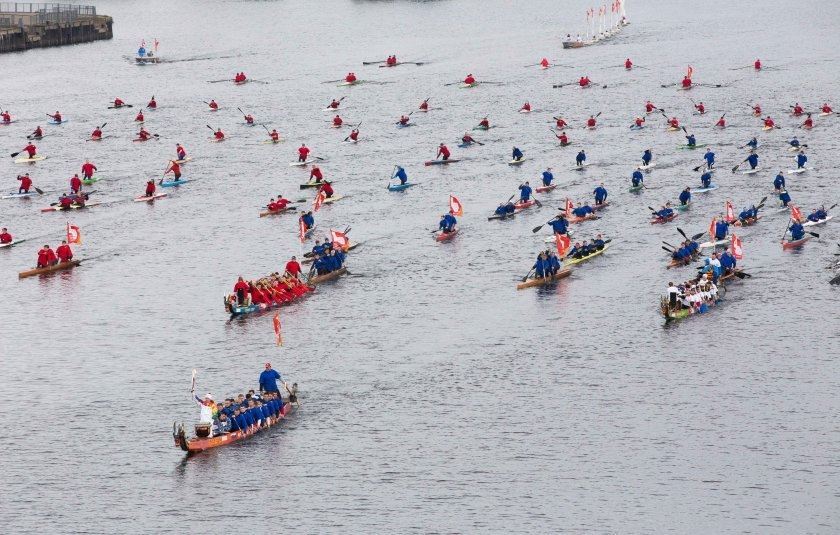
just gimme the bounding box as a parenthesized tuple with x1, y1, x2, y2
(803, 215, 833, 227)
(2, 191, 41, 199)
(699, 237, 731, 249)
(787, 167, 813, 174)
(570, 163, 590, 171)
(290, 159, 324, 167)
(637, 162, 656, 171)
(134, 192, 168, 202)
(742, 167, 761, 175)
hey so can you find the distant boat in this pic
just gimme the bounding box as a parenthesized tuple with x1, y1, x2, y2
(562, 1, 629, 49)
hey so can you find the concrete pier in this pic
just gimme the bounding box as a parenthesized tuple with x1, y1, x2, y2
(0, 3, 112, 53)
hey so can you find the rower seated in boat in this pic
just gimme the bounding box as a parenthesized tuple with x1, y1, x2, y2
(548, 216, 568, 235)
(572, 204, 594, 218)
(36, 244, 58, 268)
(478, 117, 489, 129)
(591, 234, 606, 250)
(267, 195, 290, 212)
(654, 205, 674, 219)
(461, 133, 476, 145)
(807, 207, 828, 222)
(0, 228, 12, 244)
(738, 205, 758, 223)
(439, 213, 457, 234)
(789, 222, 805, 241)
(313, 248, 346, 275)
(398, 115, 410, 126)
(494, 202, 515, 216)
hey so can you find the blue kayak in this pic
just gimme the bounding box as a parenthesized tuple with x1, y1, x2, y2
(694, 183, 718, 193)
(49, 119, 68, 125)
(388, 182, 415, 191)
(396, 123, 414, 128)
(457, 142, 476, 148)
(160, 179, 192, 187)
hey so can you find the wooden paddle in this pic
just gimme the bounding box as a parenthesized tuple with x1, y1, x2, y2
(731, 158, 748, 173)
(520, 267, 536, 283)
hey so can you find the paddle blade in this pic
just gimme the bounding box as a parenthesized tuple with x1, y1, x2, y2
(34, 187, 44, 194)
(531, 225, 544, 233)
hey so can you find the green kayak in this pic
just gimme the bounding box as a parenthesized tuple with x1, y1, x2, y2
(676, 143, 708, 150)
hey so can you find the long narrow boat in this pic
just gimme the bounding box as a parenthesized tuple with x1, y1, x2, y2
(19, 259, 81, 279)
(308, 267, 347, 284)
(782, 236, 812, 249)
(563, 244, 610, 267)
(516, 268, 572, 290)
(435, 228, 458, 242)
(173, 402, 295, 454)
(226, 284, 314, 317)
(259, 205, 297, 218)
(650, 213, 677, 224)
(661, 285, 728, 321)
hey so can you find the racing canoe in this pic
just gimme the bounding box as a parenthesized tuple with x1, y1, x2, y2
(15, 155, 47, 164)
(19, 259, 81, 279)
(425, 159, 461, 166)
(134, 192, 168, 202)
(173, 402, 295, 454)
(309, 267, 347, 284)
(259, 205, 297, 217)
(782, 236, 812, 249)
(387, 183, 415, 191)
(650, 213, 677, 224)
(516, 268, 572, 290)
(563, 244, 610, 267)
(802, 215, 833, 227)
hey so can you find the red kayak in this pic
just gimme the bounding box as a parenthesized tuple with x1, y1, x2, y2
(781, 236, 812, 249)
(535, 184, 556, 193)
(650, 213, 677, 224)
(593, 201, 610, 211)
(514, 199, 536, 211)
(436, 228, 458, 242)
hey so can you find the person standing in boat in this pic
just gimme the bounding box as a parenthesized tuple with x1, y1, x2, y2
(193, 393, 216, 427)
(259, 363, 282, 397)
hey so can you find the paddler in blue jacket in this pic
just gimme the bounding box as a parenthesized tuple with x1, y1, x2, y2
(593, 183, 608, 205)
(547, 251, 561, 275)
(789, 221, 805, 241)
(541, 168, 554, 187)
(685, 134, 696, 147)
(494, 202, 515, 216)
(788, 136, 800, 149)
(631, 169, 644, 187)
(311, 239, 327, 257)
(719, 250, 737, 271)
(655, 203, 674, 219)
(679, 187, 691, 206)
(572, 204, 594, 218)
(745, 137, 758, 150)
(704, 148, 715, 169)
(518, 182, 533, 202)
(746, 152, 759, 170)
(779, 189, 792, 207)
(533, 252, 548, 278)
(439, 213, 457, 233)
(641, 148, 652, 167)
(773, 172, 785, 191)
(807, 207, 828, 222)
(714, 218, 730, 240)
(548, 215, 568, 235)
(700, 171, 713, 188)
(137, 45, 146, 57)
(301, 211, 315, 230)
(511, 147, 524, 162)
(592, 234, 606, 249)
(575, 149, 586, 166)
(393, 165, 408, 185)
(796, 152, 807, 169)
(738, 205, 758, 222)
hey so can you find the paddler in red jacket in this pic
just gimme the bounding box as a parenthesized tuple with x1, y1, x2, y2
(556, 131, 570, 145)
(555, 117, 568, 128)
(17, 173, 32, 193)
(715, 115, 726, 128)
(49, 111, 62, 123)
(166, 160, 182, 180)
(274, 195, 290, 210)
(645, 101, 656, 113)
(586, 115, 597, 128)
(244, 113, 254, 125)
(285, 257, 302, 279)
(398, 115, 410, 125)
(681, 75, 692, 89)
(386, 55, 397, 66)
(31, 126, 43, 138)
(1, 110, 11, 123)
(579, 76, 591, 87)
(347, 128, 359, 142)
(144, 180, 156, 197)
(137, 127, 151, 141)
(297, 144, 310, 162)
(633, 117, 645, 128)
(344, 72, 357, 83)
(113, 97, 125, 108)
(437, 143, 451, 161)
(320, 181, 334, 198)
(37, 244, 57, 268)
(233, 276, 250, 305)
(269, 129, 280, 142)
(462, 133, 477, 145)
(332, 115, 343, 127)
(520, 102, 531, 112)
(668, 117, 680, 128)
(751, 103, 761, 116)
(208, 99, 219, 111)
(419, 98, 429, 111)
(90, 126, 103, 140)
(763, 116, 775, 128)
(792, 103, 804, 116)
(801, 114, 813, 129)
(20, 143, 37, 158)
(147, 95, 157, 109)
(540, 58, 550, 68)
(463, 73, 475, 85)
(56, 240, 73, 262)
(81, 160, 97, 180)
(176, 143, 187, 160)
(694, 102, 706, 115)
(754, 58, 762, 70)
(478, 117, 490, 129)
(624, 58, 633, 69)
(213, 128, 225, 141)
(70, 174, 82, 193)
(821, 103, 833, 114)
(0, 228, 13, 244)
(135, 110, 144, 122)
(309, 166, 323, 183)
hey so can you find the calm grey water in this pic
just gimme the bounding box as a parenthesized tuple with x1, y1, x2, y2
(1, 0, 839, 532)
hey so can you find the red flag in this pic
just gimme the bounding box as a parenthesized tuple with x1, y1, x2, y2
(555, 233, 571, 256)
(564, 198, 574, 217)
(330, 229, 350, 251)
(298, 218, 306, 243)
(725, 200, 735, 223)
(730, 234, 743, 260)
(313, 190, 326, 212)
(273, 312, 283, 346)
(66, 222, 81, 244)
(449, 195, 463, 216)
(708, 217, 716, 238)
(687, 65, 694, 78)
(790, 204, 802, 222)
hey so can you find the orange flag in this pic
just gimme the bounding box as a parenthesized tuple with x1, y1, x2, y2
(564, 198, 574, 217)
(790, 204, 802, 222)
(66, 222, 82, 244)
(725, 201, 735, 223)
(330, 229, 350, 251)
(708, 217, 717, 238)
(730, 234, 743, 260)
(273, 312, 283, 346)
(555, 233, 571, 256)
(687, 65, 694, 78)
(449, 195, 463, 216)
(313, 190, 326, 212)
(298, 218, 306, 243)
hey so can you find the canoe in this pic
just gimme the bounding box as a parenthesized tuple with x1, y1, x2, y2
(568, 213, 599, 224)
(782, 236, 812, 249)
(82, 177, 100, 185)
(514, 200, 536, 211)
(742, 167, 761, 175)
(694, 184, 718, 193)
(321, 194, 345, 205)
(570, 163, 589, 171)
(675, 202, 691, 211)
(637, 163, 656, 171)
(508, 157, 526, 165)
(41, 201, 101, 212)
(677, 143, 708, 150)
(802, 215, 832, 227)
(299, 180, 333, 190)
(628, 184, 644, 193)
(535, 184, 556, 193)
(387, 183, 415, 191)
(472, 125, 493, 131)
(666, 253, 699, 269)
(309, 267, 347, 284)
(762, 125, 774, 131)
(424, 159, 460, 166)
(699, 237, 731, 249)
(787, 167, 813, 174)
(435, 228, 458, 242)
(259, 205, 297, 217)
(516, 268, 572, 290)
(488, 212, 516, 221)
(174, 157, 193, 164)
(19, 259, 81, 279)
(650, 213, 677, 224)
(173, 402, 294, 454)
(2, 191, 41, 199)
(666, 126, 680, 132)
(0, 239, 25, 249)
(134, 192, 168, 202)
(457, 142, 476, 148)
(337, 80, 359, 87)
(563, 244, 610, 267)
(160, 179, 192, 187)
(48, 119, 68, 125)
(15, 155, 47, 164)
(302, 242, 359, 264)
(459, 82, 477, 89)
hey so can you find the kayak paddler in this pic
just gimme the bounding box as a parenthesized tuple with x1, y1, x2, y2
(624, 58, 633, 69)
(298, 144, 310, 162)
(801, 114, 813, 129)
(685, 133, 697, 147)
(593, 183, 608, 205)
(327, 98, 341, 109)
(494, 202, 515, 216)
(419, 98, 429, 111)
(147, 95, 157, 109)
(555, 117, 568, 128)
(540, 58, 550, 68)
(704, 148, 715, 169)
(668, 116, 679, 129)
(208, 99, 219, 111)
(463, 73, 476, 85)
(1, 110, 11, 123)
(747, 152, 759, 170)
(437, 143, 451, 161)
(70, 174, 82, 194)
(779, 189, 792, 207)
(511, 147, 524, 162)
(49, 111, 62, 123)
(393, 166, 408, 185)
(0, 228, 12, 244)
(645, 101, 656, 113)
(533, 251, 548, 279)
(681, 75, 692, 89)
(31, 126, 43, 138)
(796, 152, 808, 169)
(763, 116, 775, 128)
(641, 149, 653, 166)
(745, 137, 758, 150)
(738, 205, 758, 222)
(773, 172, 785, 191)
(478, 117, 490, 129)
(90, 126, 103, 140)
(520, 102, 531, 112)
(270, 129, 280, 142)
(631, 169, 644, 188)
(821, 103, 833, 114)
(579, 76, 591, 87)
(792, 103, 804, 116)
(556, 131, 570, 145)
(345, 72, 357, 83)
(439, 212, 457, 233)
(807, 207, 828, 222)
(213, 128, 225, 141)
(113, 97, 125, 108)
(332, 115, 343, 127)
(398, 115, 410, 126)
(461, 133, 477, 145)
(754, 59, 762, 70)
(244, 113, 255, 125)
(176, 143, 187, 160)
(655, 204, 674, 219)
(572, 204, 595, 218)
(235, 72, 247, 83)
(586, 115, 597, 128)
(17, 173, 32, 193)
(144, 180, 156, 197)
(632, 117, 645, 128)
(541, 168, 554, 187)
(81, 160, 97, 180)
(789, 221, 805, 241)
(694, 101, 706, 114)
(679, 187, 691, 206)
(56, 240, 73, 263)
(575, 150, 586, 166)
(137, 127, 151, 141)
(309, 166, 323, 183)
(518, 181, 532, 202)
(348, 128, 359, 142)
(715, 115, 726, 128)
(36, 244, 58, 268)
